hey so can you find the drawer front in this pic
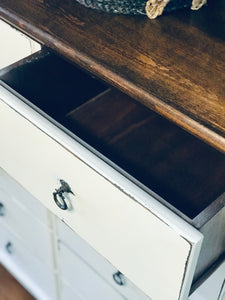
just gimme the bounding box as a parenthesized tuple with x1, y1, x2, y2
(189, 260, 225, 300)
(0, 224, 57, 300)
(219, 281, 225, 300)
(0, 87, 202, 300)
(60, 280, 85, 300)
(0, 168, 53, 268)
(56, 218, 150, 300)
(58, 241, 125, 300)
(0, 167, 50, 224)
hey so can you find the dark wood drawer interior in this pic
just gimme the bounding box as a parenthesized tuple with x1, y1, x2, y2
(64, 89, 225, 219)
(0, 50, 107, 119)
(1, 50, 225, 221)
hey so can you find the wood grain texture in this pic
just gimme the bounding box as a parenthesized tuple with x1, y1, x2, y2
(65, 89, 225, 218)
(0, 264, 35, 300)
(0, 0, 225, 152)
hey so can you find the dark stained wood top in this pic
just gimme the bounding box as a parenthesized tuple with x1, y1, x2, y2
(0, 0, 225, 152)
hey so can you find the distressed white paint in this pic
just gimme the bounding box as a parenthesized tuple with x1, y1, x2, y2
(0, 20, 41, 69)
(0, 86, 203, 300)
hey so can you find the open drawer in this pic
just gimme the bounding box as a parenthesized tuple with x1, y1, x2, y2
(0, 48, 224, 300)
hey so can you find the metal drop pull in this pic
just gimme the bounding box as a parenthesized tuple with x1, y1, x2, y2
(5, 242, 13, 254)
(113, 271, 126, 286)
(53, 180, 74, 210)
(0, 203, 5, 216)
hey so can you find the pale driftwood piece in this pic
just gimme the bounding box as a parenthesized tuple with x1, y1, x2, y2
(145, 0, 207, 19)
(145, 0, 170, 19)
(191, 0, 207, 10)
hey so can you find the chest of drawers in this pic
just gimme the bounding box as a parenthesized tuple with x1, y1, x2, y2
(0, 1, 224, 299)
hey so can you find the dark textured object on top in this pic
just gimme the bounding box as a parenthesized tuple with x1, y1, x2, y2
(75, 0, 207, 18)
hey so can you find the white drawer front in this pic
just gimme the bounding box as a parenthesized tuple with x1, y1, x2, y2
(0, 224, 57, 300)
(0, 168, 53, 268)
(58, 241, 125, 300)
(56, 218, 150, 300)
(60, 280, 85, 300)
(0, 167, 50, 224)
(0, 87, 202, 300)
(189, 260, 225, 300)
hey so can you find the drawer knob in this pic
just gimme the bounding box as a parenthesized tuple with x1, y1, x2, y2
(53, 180, 74, 210)
(5, 242, 13, 254)
(0, 203, 5, 216)
(113, 271, 126, 286)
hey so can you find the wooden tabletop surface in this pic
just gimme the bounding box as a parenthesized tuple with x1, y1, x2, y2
(0, 0, 225, 152)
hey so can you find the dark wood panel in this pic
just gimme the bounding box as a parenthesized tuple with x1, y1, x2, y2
(0, 264, 35, 300)
(0, 0, 225, 152)
(65, 89, 225, 218)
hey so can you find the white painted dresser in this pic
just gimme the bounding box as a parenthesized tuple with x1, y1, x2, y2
(0, 11, 224, 300)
